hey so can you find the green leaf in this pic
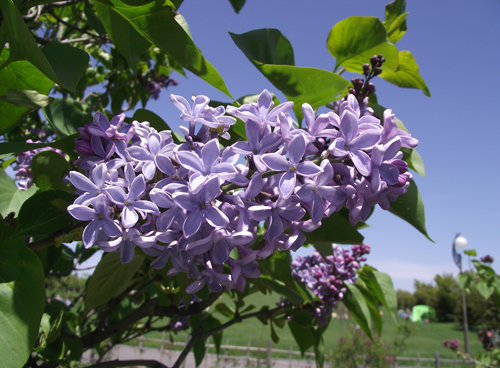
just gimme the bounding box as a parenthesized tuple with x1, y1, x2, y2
(288, 310, 314, 356)
(228, 0, 246, 13)
(0, 49, 54, 135)
(96, 0, 232, 98)
(31, 151, 71, 192)
(388, 179, 433, 241)
(358, 267, 398, 323)
(306, 212, 364, 245)
(313, 243, 334, 260)
(354, 281, 383, 337)
(132, 108, 174, 133)
(229, 29, 295, 66)
(401, 147, 426, 177)
(384, 0, 407, 43)
(0, 134, 78, 158)
(464, 249, 477, 256)
(458, 272, 473, 290)
(312, 328, 325, 368)
(0, 237, 45, 368)
(230, 29, 349, 122)
(270, 322, 280, 343)
(84, 0, 107, 36)
(215, 302, 235, 319)
(379, 51, 430, 96)
(476, 281, 494, 300)
(94, 1, 151, 71)
(84, 252, 145, 312)
(0, 89, 53, 109)
(0, 0, 89, 92)
(42, 98, 92, 138)
(17, 190, 75, 236)
(343, 283, 373, 340)
(327, 16, 399, 73)
(193, 339, 205, 367)
(0, 168, 37, 217)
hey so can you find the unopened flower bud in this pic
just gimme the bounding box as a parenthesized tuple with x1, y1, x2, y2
(373, 67, 382, 76)
(363, 63, 371, 75)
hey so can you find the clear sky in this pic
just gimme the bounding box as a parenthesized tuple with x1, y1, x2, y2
(79, 0, 500, 291)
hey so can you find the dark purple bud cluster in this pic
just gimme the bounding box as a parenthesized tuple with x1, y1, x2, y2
(480, 255, 494, 264)
(478, 329, 497, 351)
(139, 70, 178, 100)
(291, 244, 370, 325)
(442, 339, 461, 352)
(68, 89, 416, 295)
(13, 139, 65, 190)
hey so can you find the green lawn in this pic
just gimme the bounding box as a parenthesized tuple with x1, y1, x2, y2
(133, 291, 483, 363)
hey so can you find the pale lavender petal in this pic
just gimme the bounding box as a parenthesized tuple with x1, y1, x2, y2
(279, 204, 305, 221)
(371, 145, 385, 166)
(245, 119, 260, 151)
(316, 161, 334, 186)
(173, 192, 199, 211)
(288, 134, 306, 165)
(379, 164, 400, 185)
(296, 184, 314, 202)
(155, 155, 176, 176)
(212, 241, 229, 264)
(296, 161, 322, 176)
(122, 206, 139, 228)
(228, 231, 254, 246)
(99, 237, 123, 252)
(148, 132, 162, 155)
(350, 150, 372, 177)
(92, 163, 107, 188)
(176, 151, 204, 173)
(128, 175, 146, 201)
(70, 171, 99, 193)
(340, 110, 358, 143)
(83, 220, 100, 248)
(202, 139, 220, 171)
(150, 188, 175, 208)
(240, 174, 264, 200)
(259, 132, 282, 153)
(383, 137, 401, 160)
(185, 234, 213, 255)
(253, 155, 268, 172)
(142, 161, 156, 181)
(189, 172, 207, 195)
(157, 208, 180, 231)
(262, 153, 289, 172)
(205, 206, 229, 228)
(267, 212, 283, 242)
(231, 141, 252, 155)
(311, 192, 325, 224)
(68, 204, 97, 221)
(316, 186, 347, 205)
(201, 177, 221, 204)
(279, 171, 296, 199)
(211, 163, 238, 180)
(133, 234, 157, 248)
(128, 146, 154, 162)
(105, 187, 127, 205)
(350, 130, 381, 150)
(186, 278, 206, 294)
(130, 200, 160, 215)
(248, 205, 271, 221)
(120, 239, 135, 263)
(330, 137, 348, 157)
(183, 210, 203, 238)
(102, 217, 122, 237)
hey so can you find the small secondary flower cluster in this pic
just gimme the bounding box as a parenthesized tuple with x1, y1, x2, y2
(442, 339, 461, 352)
(14, 139, 64, 190)
(67, 89, 417, 294)
(480, 255, 494, 264)
(291, 244, 370, 325)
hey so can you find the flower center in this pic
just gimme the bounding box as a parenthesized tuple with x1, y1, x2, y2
(189, 144, 195, 150)
(124, 201, 129, 206)
(312, 186, 317, 191)
(99, 213, 104, 219)
(344, 144, 350, 150)
(200, 202, 206, 209)
(290, 166, 297, 172)
(173, 175, 179, 180)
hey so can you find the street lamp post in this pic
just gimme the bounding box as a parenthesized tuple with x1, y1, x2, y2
(453, 233, 470, 356)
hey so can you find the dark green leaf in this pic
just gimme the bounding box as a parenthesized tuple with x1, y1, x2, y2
(0, 0, 88, 92)
(0, 89, 53, 109)
(312, 328, 325, 368)
(379, 51, 430, 96)
(215, 302, 235, 319)
(270, 322, 280, 343)
(343, 283, 373, 340)
(132, 108, 173, 133)
(84, 252, 145, 312)
(288, 310, 314, 356)
(313, 243, 334, 260)
(0, 237, 45, 368)
(84, 0, 107, 36)
(401, 147, 426, 177)
(228, 0, 246, 13)
(355, 281, 383, 337)
(31, 151, 71, 192)
(384, 0, 407, 43)
(476, 281, 494, 300)
(230, 30, 349, 122)
(0, 168, 37, 217)
(96, 0, 232, 98)
(0, 134, 78, 158)
(194, 339, 205, 367)
(464, 249, 477, 256)
(358, 267, 398, 324)
(260, 252, 304, 303)
(327, 16, 398, 73)
(94, 2, 151, 71)
(388, 179, 433, 241)
(17, 190, 75, 236)
(0, 49, 54, 134)
(306, 212, 364, 245)
(42, 98, 92, 138)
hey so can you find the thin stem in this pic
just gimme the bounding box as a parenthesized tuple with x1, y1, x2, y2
(336, 67, 346, 75)
(85, 360, 170, 368)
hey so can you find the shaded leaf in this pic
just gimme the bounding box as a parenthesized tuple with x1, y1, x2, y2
(358, 266, 398, 323)
(84, 252, 145, 312)
(0, 237, 45, 368)
(31, 151, 71, 192)
(17, 190, 75, 236)
(0, 168, 37, 217)
(306, 212, 364, 245)
(0, 134, 78, 158)
(355, 281, 383, 337)
(0, 0, 88, 92)
(476, 281, 494, 300)
(379, 51, 430, 96)
(42, 98, 92, 138)
(388, 179, 433, 241)
(0, 89, 53, 109)
(0, 49, 54, 134)
(96, 0, 232, 98)
(384, 0, 407, 43)
(343, 283, 373, 340)
(327, 16, 398, 73)
(228, 0, 246, 13)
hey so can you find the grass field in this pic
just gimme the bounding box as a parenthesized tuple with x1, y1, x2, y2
(133, 291, 483, 363)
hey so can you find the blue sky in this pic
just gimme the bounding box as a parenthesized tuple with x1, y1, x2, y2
(77, 0, 500, 291)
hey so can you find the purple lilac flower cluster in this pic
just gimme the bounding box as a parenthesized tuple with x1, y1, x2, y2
(442, 339, 461, 352)
(67, 89, 417, 295)
(291, 244, 370, 325)
(480, 255, 494, 264)
(13, 140, 65, 190)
